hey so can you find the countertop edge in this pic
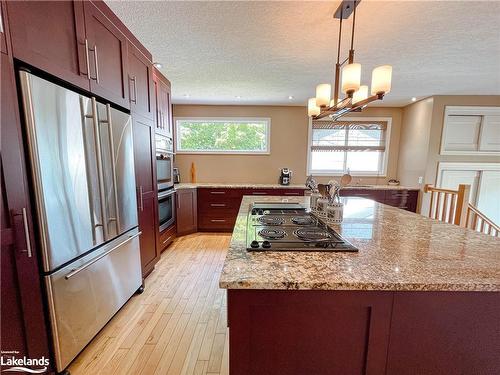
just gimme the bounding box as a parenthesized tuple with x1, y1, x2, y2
(219, 281, 500, 292)
(175, 183, 420, 191)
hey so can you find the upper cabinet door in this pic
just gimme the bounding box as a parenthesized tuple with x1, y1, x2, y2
(153, 68, 173, 137)
(128, 41, 153, 120)
(1, 2, 8, 55)
(83, 1, 129, 109)
(6, 1, 89, 90)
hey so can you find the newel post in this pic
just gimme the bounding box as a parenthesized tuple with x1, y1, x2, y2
(455, 184, 471, 226)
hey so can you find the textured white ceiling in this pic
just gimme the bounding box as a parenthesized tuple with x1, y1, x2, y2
(107, 0, 500, 107)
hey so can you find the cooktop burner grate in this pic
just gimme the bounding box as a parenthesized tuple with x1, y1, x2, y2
(294, 228, 333, 241)
(258, 228, 287, 240)
(291, 216, 315, 225)
(257, 216, 285, 226)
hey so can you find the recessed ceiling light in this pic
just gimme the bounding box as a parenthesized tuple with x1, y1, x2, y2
(153, 62, 162, 69)
(411, 97, 417, 102)
(288, 96, 294, 100)
(235, 96, 241, 99)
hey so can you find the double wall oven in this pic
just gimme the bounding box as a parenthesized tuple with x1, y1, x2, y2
(156, 134, 175, 231)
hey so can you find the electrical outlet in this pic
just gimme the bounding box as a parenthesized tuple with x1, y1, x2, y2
(418, 176, 424, 184)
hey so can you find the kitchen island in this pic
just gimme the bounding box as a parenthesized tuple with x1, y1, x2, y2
(219, 196, 500, 375)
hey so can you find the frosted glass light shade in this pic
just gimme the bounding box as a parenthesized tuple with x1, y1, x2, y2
(371, 65, 392, 95)
(341, 63, 361, 94)
(315, 84, 331, 107)
(330, 98, 337, 107)
(352, 85, 368, 104)
(308, 98, 320, 117)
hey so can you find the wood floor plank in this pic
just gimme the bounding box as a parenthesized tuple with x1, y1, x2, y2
(68, 233, 231, 375)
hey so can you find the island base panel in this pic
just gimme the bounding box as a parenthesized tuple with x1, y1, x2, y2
(227, 290, 500, 375)
(227, 290, 393, 375)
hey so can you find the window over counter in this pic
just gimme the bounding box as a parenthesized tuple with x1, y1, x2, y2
(307, 117, 391, 176)
(174, 117, 271, 154)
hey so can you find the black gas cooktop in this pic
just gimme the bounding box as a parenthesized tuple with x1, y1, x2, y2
(246, 203, 357, 252)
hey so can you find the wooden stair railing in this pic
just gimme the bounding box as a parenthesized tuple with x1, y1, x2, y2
(465, 204, 500, 237)
(423, 184, 470, 225)
(424, 183, 499, 237)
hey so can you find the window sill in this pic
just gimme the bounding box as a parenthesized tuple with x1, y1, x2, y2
(175, 151, 271, 155)
(309, 172, 387, 177)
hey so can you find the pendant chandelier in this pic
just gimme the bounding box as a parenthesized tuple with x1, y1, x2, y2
(308, 0, 392, 120)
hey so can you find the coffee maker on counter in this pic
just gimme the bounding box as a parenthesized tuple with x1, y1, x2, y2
(279, 168, 292, 185)
(173, 167, 180, 184)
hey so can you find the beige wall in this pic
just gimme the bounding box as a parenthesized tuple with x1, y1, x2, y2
(173, 105, 403, 185)
(397, 97, 434, 188)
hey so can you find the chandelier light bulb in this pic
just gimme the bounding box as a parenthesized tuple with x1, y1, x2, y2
(352, 85, 369, 104)
(308, 98, 320, 117)
(315, 84, 331, 107)
(371, 65, 392, 95)
(341, 63, 361, 95)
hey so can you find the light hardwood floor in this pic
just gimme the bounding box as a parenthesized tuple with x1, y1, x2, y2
(69, 233, 231, 375)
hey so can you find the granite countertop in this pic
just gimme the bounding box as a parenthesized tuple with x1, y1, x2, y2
(175, 182, 419, 190)
(219, 196, 500, 292)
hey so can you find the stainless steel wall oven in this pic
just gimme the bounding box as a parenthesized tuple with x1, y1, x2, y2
(158, 188, 175, 231)
(156, 134, 174, 191)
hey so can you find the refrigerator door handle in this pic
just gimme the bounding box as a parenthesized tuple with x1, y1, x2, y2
(64, 231, 142, 280)
(90, 98, 109, 241)
(100, 104, 121, 233)
(80, 97, 100, 245)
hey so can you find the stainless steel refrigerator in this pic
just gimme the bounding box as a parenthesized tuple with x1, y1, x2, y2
(18, 71, 142, 372)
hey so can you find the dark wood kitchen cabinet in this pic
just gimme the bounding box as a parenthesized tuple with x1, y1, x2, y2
(176, 188, 198, 236)
(0, 2, 8, 54)
(197, 188, 306, 232)
(83, 0, 129, 108)
(5, 0, 89, 89)
(1, 15, 52, 369)
(153, 67, 173, 137)
(340, 188, 419, 213)
(128, 41, 154, 119)
(132, 116, 159, 277)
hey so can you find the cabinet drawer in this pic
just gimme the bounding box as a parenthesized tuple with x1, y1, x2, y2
(198, 197, 242, 212)
(198, 188, 242, 201)
(158, 224, 176, 252)
(341, 189, 385, 202)
(198, 214, 237, 231)
(280, 189, 305, 196)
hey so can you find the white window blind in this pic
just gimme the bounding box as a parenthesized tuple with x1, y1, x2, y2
(309, 120, 388, 174)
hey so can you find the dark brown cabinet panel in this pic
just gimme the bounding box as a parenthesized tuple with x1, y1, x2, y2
(132, 116, 158, 276)
(158, 224, 176, 252)
(137, 193, 157, 277)
(176, 188, 198, 236)
(84, 1, 129, 108)
(153, 67, 173, 137)
(1, 48, 51, 367)
(197, 188, 305, 232)
(384, 189, 418, 212)
(128, 41, 153, 119)
(1, 2, 8, 54)
(228, 290, 393, 375)
(6, 0, 89, 89)
(340, 188, 419, 213)
(386, 292, 500, 375)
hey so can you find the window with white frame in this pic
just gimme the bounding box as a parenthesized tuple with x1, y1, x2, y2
(175, 117, 270, 154)
(308, 118, 390, 175)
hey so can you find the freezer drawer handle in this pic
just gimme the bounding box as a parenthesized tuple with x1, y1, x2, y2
(64, 231, 142, 280)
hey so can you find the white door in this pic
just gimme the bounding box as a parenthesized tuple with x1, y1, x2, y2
(439, 169, 479, 203)
(476, 171, 500, 225)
